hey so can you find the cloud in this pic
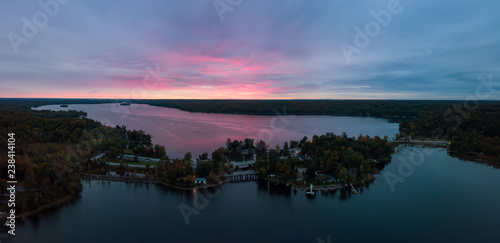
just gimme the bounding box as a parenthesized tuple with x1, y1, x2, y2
(0, 0, 499, 99)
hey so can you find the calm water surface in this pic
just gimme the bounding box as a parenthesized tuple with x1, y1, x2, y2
(35, 104, 399, 158)
(7, 148, 500, 243)
(21, 105, 500, 242)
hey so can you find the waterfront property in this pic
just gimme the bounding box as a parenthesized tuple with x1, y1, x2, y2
(195, 178, 207, 185)
(224, 170, 259, 182)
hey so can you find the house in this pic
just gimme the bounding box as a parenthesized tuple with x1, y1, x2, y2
(318, 174, 335, 183)
(195, 178, 207, 185)
(236, 164, 249, 170)
(315, 170, 325, 176)
(296, 167, 307, 174)
(296, 173, 304, 182)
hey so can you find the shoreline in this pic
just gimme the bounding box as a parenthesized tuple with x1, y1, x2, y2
(392, 140, 500, 168)
(81, 174, 228, 191)
(15, 193, 79, 219)
(448, 151, 500, 169)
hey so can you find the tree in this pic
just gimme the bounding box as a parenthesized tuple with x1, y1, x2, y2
(300, 136, 308, 146)
(255, 140, 268, 156)
(211, 147, 226, 172)
(326, 156, 338, 174)
(199, 152, 209, 160)
(254, 151, 268, 171)
(338, 167, 351, 184)
(306, 164, 316, 180)
(196, 161, 211, 178)
(268, 149, 280, 173)
(154, 144, 166, 158)
(243, 138, 254, 149)
(184, 152, 192, 161)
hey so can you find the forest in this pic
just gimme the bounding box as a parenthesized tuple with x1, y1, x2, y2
(0, 108, 167, 214)
(6, 98, 499, 122)
(399, 103, 500, 166)
(0, 109, 95, 214)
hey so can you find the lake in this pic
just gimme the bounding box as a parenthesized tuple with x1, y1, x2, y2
(6, 147, 500, 243)
(17, 104, 500, 242)
(35, 103, 399, 158)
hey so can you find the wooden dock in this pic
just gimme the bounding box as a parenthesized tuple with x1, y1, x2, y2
(224, 171, 259, 182)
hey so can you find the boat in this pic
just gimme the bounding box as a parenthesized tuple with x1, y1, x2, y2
(120, 102, 131, 106)
(60, 104, 68, 107)
(306, 184, 315, 196)
(350, 183, 360, 194)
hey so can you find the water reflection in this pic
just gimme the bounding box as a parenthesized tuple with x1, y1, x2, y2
(35, 104, 399, 158)
(256, 180, 293, 197)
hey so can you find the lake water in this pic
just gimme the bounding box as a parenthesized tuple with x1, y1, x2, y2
(6, 147, 500, 243)
(19, 104, 500, 242)
(35, 104, 399, 158)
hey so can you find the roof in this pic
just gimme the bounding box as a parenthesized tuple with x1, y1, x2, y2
(195, 178, 207, 182)
(318, 174, 334, 180)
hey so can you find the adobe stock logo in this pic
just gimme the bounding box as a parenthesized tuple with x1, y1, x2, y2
(339, 0, 410, 63)
(7, 0, 70, 54)
(213, 0, 243, 21)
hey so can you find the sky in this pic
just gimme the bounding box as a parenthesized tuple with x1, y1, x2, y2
(1, 0, 499, 100)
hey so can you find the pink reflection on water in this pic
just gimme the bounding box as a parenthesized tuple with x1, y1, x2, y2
(35, 104, 399, 158)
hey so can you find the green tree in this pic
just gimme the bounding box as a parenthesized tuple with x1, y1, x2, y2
(196, 161, 211, 178)
(154, 144, 166, 158)
(268, 149, 280, 173)
(199, 152, 209, 160)
(184, 152, 192, 161)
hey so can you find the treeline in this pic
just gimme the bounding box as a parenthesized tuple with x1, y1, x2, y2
(399, 103, 500, 165)
(135, 99, 483, 120)
(6, 98, 500, 121)
(0, 98, 114, 110)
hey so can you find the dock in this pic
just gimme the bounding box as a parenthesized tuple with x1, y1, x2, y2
(224, 170, 259, 182)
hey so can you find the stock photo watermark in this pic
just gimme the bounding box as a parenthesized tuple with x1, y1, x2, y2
(178, 184, 226, 225)
(317, 234, 332, 243)
(384, 73, 499, 192)
(213, 0, 244, 21)
(246, 106, 296, 147)
(110, 64, 169, 122)
(4, 133, 17, 237)
(7, 0, 70, 54)
(340, 0, 414, 63)
(177, 166, 252, 225)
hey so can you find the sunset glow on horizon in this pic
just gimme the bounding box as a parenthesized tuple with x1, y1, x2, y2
(1, 0, 499, 100)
